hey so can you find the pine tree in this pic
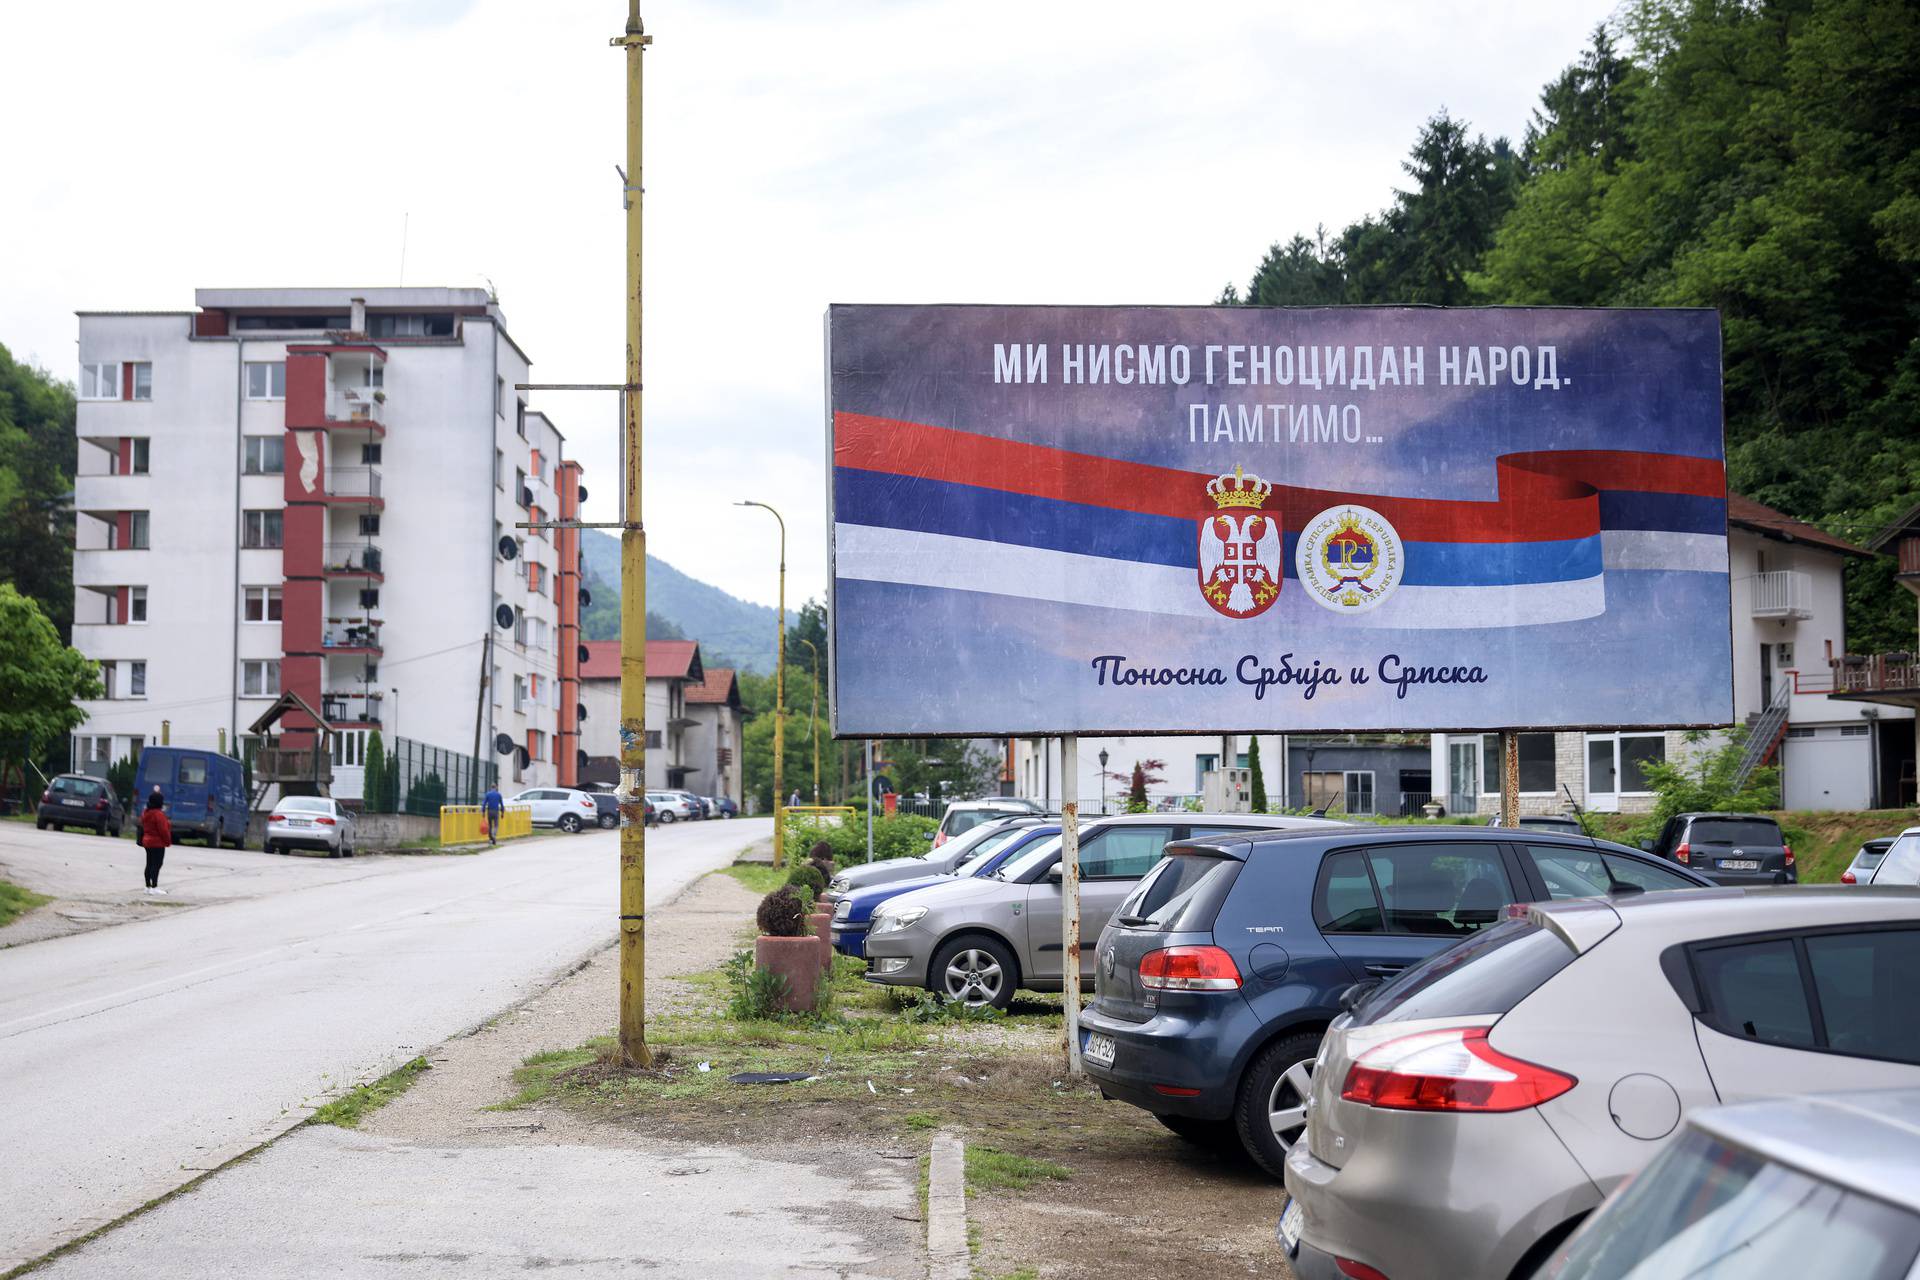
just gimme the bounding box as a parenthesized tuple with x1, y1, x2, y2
(364, 730, 387, 812)
(1126, 762, 1149, 813)
(1248, 737, 1269, 812)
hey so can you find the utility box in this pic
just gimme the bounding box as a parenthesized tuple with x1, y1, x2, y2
(1202, 767, 1253, 813)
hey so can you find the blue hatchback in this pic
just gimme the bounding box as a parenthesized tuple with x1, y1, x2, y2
(832, 823, 1060, 958)
(1078, 825, 1715, 1180)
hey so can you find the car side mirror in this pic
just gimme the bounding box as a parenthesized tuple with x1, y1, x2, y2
(1046, 862, 1064, 881)
(1638, 839, 1654, 853)
(924, 830, 936, 841)
(1339, 980, 1379, 1013)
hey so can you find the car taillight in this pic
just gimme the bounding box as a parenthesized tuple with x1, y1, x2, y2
(315, 816, 337, 825)
(1138, 945, 1242, 992)
(1841, 870, 1856, 884)
(96, 799, 109, 810)
(1673, 841, 1690, 864)
(1341, 1026, 1575, 1113)
(41, 791, 52, 805)
(1783, 842, 1794, 867)
(1335, 1259, 1391, 1280)
(581, 798, 593, 808)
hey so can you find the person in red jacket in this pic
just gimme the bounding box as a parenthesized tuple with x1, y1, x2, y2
(138, 789, 173, 896)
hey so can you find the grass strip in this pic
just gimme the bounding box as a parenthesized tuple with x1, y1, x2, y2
(307, 1056, 431, 1129)
(964, 1146, 1071, 1194)
(0, 880, 53, 929)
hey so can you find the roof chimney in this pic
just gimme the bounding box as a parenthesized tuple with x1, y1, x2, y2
(349, 296, 367, 335)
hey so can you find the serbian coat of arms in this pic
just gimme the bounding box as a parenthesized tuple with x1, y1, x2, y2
(1198, 465, 1281, 618)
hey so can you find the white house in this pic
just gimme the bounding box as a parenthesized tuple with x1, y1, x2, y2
(1429, 495, 1909, 815)
(69, 287, 583, 798)
(578, 639, 707, 792)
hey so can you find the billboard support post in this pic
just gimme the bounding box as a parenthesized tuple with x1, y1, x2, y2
(1500, 730, 1521, 828)
(1060, 735, 1083, 1075)
(865, 738, 874, 863)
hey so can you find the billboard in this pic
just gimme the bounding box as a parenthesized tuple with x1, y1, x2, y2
(826, 305, 1731, 737)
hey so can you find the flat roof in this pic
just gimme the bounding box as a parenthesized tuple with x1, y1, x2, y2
(195, 286, 493, 309)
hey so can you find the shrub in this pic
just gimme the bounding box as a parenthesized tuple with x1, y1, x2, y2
(1628, 729, 1782, 844)
(782, 812, 939, 866)
(809, 856, 838, 886)
(755, 886, 808, 937)
(807, 840, 834, 862)
(729, 963, 793, 1020)
(785, 863, 827, 895)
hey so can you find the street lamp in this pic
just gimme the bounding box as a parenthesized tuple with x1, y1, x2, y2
(735, 500, 786, 866)
(796, 636, 821, 804)
(1098, 748, 1109, 815)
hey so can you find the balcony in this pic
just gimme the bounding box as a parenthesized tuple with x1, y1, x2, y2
(323, 541, 383, 578)
(1751, 570, 1813, 620)
(328, 385, 387, 431)
(322, 689, 383, 727)
(324, 465, 383, 507)
(322, 616, 383, 655)
(1830, 652, 1920, 709)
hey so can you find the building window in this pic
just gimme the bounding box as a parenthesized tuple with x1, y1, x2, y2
(1786, 726, 1815, 740)
(115, 437, 150, 475)
(244, 362, 287, 400)
(527, 730, 545, 762)
(358, 513, 380, 536)
(496, 377, 505, 418)
(1840, 723, 1869, 738)
(513, 674, 526, 711)
(370, 313, 453, 338)
(243, 586, 282, 622)
(1344, 771, 1376, 816)
(80, 362, 120, 400)
(101, 662, 117, 699)
(358, 587, 380, 609)
(1586, 733, 1667, 795)
(243, 436, 285, 475)
(130, 661, 146, 697)
(516, 401, 527, 439)
(1480, 732, 1557, 794)
(127, 586, 147, 624)
(360, 443, 382, 465)
(127, 511, 150, 549)
(241, 659, 280, 697)
(514, 467, 528, 508)
(127, 362, 153, 400)
(513, 607, 528, 646)
(645, 729, 662, 749)
(242, 509, 284, 549)
(494, 449, 504, 490)
(528, 562, 545, 595)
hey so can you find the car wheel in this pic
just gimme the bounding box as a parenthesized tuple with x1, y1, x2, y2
(559, 814, 582, 834)
(660, 811, 675, 824)
(109, 824, 122, 839)
(599, 814, 618, 829)
(1233, 1030, 1323, 1180)
(1155, 1114, 1240, 1151)
(930, 935, 1017, 1011)
(35, 818, 47, 830)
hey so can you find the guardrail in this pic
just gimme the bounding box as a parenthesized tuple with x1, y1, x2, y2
(439, 803, 532, 845)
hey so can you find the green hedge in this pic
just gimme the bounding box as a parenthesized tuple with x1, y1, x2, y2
(784, 812, 938, 866)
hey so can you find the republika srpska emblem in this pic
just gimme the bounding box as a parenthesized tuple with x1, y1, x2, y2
(1296, 505, 1405, 613)
(1198, 465, 1281, 619)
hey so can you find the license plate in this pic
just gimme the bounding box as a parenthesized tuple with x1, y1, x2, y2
(1082, 1032, 1116, 1068)
(1279, 1197, 1304, 1255)
(288, 818, 312, 827)
(1719, 859, 1759, 871)
(62, 798, 85, 806)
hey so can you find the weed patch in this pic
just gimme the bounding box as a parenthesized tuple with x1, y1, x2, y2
(0, 880, 53, 928)
(308, 1056, 430, 1128)
(721, 863, 787, 896)
(965, 1146, 1072, 1194)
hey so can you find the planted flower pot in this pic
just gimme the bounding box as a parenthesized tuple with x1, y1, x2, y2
(752, 936, 820, 1013)
(808, 910, 834, 969)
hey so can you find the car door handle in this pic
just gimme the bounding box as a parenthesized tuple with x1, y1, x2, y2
(1364, 963, 1406, 978)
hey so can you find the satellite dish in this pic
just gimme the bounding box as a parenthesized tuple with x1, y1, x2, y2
(576, 748, 589, 770)
(516, 746, 531, 769)
(579, 587, 592, 608)
(577, 484, 589, 504)
(576, 704, 587, 722)
(493, 732, 515, 755)
(520, 486, 535, 509)
(498, 536, 518, 562)
(494, 603, 514, 630)
(578, 644, 590, 665)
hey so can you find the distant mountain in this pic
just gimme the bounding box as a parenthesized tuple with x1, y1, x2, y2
(579, 530, 777, 676)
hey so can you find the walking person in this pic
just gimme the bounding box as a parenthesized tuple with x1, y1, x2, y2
(482, 783, 505, 846)
(138, 789, 173, 896)
(788, 788, 802, 809)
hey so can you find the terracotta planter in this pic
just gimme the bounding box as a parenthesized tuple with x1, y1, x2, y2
(753, 935, 820, 1013)
(809, 911, 834, 970)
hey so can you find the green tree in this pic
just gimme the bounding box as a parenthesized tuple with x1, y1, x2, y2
(1247, 737, 1269, 812)
(1631, 729, 1781, 842)
(364, 730, 388, 812)
(1126, 762, 1149, 813)
(0, 584, 102, 769)
(0, 345, 77, 637)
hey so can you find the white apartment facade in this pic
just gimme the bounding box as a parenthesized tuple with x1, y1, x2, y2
(71, 287, 584, 798)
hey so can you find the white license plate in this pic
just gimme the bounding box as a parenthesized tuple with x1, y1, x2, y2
(1082, 1032, 1116, 1068)
(62, 798, 85, 806)
(1719, 859, 1760, 871)
(288, 818, 312, 827)
(1279, 1197, 1304, 1255)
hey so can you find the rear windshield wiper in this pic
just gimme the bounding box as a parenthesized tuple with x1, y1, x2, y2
(1114, 913, 1152, 927)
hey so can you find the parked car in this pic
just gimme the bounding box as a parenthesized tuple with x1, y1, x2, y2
(1280, 887, 1920, 1280)
(1082, 825, 1713, 1178)
(670, 790, 711, 820)
(1843, 836, 1904, 886)
(35, 773, 125, 837)
(715, 796, 739, 818)
(833, 821, 1055, 958)
(1538, 1090, 1920, 1280)
(1487, 814, 1585, 834)
(264, 796, 357, 857)
(587, 792, 620, 830)
(931, 798, 1046, 847)
(508, 787, 600, 833)
(646, 791, 699, 823)
(134, 746, 249, 848)
(826, 815, 1046, 904)
(863, 813, 1340, 1010)
(1642, 811, 1795, 885)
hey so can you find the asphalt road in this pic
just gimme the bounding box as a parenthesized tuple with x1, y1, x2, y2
(0, 816, 770, 1272)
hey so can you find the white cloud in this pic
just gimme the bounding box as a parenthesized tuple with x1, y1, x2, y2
(1, 0, 1614, 608)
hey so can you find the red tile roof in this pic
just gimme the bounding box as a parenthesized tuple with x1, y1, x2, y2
(1728, 495, 1871, 559)
(686, 667, 740, 707)
(580, 639, 703, 681)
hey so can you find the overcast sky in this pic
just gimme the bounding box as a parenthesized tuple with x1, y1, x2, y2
(2, 0, 1616, 611)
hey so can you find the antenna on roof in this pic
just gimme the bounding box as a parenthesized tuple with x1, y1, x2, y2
(398, 212, 410, 286)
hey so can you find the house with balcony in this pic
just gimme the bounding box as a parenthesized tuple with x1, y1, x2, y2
(577, 638, 707, 791)
(1823, 499, 1920, 806)
(1427, 495, 1911, 815)
(683, 666, 744, 808)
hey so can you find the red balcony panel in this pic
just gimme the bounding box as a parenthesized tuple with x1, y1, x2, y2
(282, 504, 327, 576)
(282, 579, 325, 652)
(280, 655, 324, 737)
(285, 352, 330, 430)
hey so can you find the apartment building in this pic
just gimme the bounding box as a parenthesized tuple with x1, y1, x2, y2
(70, 286, 583, 797)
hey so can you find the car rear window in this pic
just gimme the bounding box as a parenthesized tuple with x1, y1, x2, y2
(1113, 851, 1242, 931)
(279, 797, 332, 813)
(1351, 920, 1578, 1026)
(1690, 818, 1781, 846)
(50, 777, 102, 796)
(944, 809, 1003, 838)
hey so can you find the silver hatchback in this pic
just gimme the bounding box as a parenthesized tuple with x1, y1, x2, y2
(861, 813, 1340, 1009)
(1282, 887, 1920, 1280)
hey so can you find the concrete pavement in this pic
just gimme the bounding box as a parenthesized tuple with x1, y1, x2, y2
(0, 817, 770, 1272)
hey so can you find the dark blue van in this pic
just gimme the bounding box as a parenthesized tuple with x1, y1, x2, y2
(1078, 826, 1715, 1179)
(134, 747, 250, 848)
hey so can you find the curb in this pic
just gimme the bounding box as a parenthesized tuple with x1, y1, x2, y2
(927, 1131, 969, 1280)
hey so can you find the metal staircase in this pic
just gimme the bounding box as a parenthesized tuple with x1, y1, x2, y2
(1733, 678, 1792, 792)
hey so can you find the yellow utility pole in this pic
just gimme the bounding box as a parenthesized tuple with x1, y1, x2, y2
(737, 500, 786, 865)
(797, 636, 821, 803)
(612, 0, 653, 1069)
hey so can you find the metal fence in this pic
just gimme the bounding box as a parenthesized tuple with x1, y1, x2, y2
(362, 736, 497, 816)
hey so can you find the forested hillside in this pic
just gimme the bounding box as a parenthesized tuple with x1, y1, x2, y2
(1221, 0, 1920, 650)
